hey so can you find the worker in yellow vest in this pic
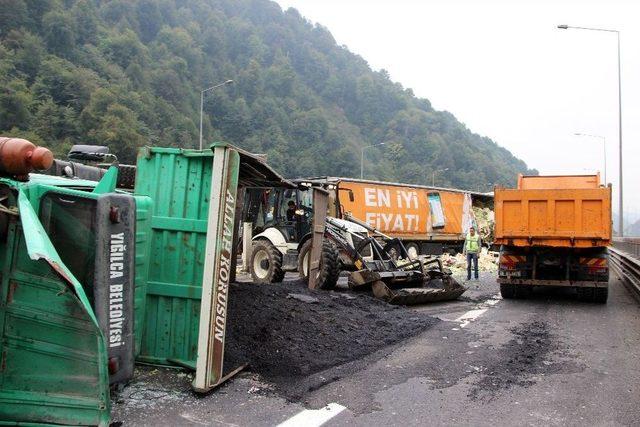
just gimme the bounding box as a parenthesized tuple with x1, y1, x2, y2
(463, 226, 482, 280)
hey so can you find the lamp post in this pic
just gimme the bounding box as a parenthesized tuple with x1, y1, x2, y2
(558, 24, 623, 235)
(574, 133, 607, 183)
(360, 143, 385, 179)
(432, 168, 449, 186)
(199, 79, 234, 150)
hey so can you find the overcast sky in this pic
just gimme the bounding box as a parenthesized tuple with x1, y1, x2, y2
(275, 0, 640, 224)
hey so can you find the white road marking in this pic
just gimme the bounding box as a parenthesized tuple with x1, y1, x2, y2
(277, 403, 346, 427)
(455, 295, 501, 328)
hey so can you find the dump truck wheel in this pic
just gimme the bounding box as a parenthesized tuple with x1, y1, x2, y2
(515, 285, 531, 299)
(500, 283, 516, 299)
(594, 288, 608, 304)
(578, 287, 595, 302)
(250, 240, 285, 283)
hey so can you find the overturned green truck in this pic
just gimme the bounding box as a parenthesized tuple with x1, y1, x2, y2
(0, 139, 292, 425)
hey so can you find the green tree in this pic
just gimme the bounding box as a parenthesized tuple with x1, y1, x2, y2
(42, 10, 77, 57)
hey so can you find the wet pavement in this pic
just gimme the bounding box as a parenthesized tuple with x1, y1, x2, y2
(113, 271, 640, 426)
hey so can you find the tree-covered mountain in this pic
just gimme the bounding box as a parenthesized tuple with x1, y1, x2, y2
(0, 0, 535, 191)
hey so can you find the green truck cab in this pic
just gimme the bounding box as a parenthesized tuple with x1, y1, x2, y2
(0, 168, 151, 425)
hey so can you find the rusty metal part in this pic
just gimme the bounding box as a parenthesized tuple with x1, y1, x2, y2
(0, 137, 53, 175)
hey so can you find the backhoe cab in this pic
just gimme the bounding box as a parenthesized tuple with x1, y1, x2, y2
(244, 182, 370, 288)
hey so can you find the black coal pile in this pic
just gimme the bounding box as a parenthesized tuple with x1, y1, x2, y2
(223, 279, 438, 394)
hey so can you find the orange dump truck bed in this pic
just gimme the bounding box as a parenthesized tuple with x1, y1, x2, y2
(495, 174, 611, 248)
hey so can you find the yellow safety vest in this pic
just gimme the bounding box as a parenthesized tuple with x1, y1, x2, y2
(465, 233, 481, 253)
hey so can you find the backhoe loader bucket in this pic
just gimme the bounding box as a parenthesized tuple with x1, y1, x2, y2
(325, 215, 466, 305)
(348, 255, 466, 305)
(348, 269, 425, 290)
(371, 274, 466, 305)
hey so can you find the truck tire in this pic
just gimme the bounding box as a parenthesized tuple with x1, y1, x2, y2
(577, 287, 594, 302)
(250, 240, 285, 283)
(500, 283, 516, 299)
(594, 288, 608, 304)
(515, 285, 532, 299)
(298, 239, 340, 290)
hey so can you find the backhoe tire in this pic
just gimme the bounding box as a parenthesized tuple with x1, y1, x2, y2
(250, 240, 285, 284)
(500, 283, 516, 299)
(298, 239, 340, 290)
(297, 239, 312, 279)
(318, 240, 341, 290)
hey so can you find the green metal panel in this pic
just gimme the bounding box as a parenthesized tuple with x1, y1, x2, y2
(0, 189, 110, 425)
(135, 147, 214, 365)
(133, 195, 152, 356)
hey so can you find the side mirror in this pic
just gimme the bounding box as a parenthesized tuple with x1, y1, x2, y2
(348, 190, 354, 202)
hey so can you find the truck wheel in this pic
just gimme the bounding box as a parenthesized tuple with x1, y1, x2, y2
(578, 287, 594, 302)
(250, 240, 285, 283)
(594, 288, 608, 304)
(515, 286, 531, 299)
(298, 239, 340, 290)
(500, 283, 516, 299)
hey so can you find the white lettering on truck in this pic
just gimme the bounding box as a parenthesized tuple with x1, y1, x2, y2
(363, 188, 421, 232)
(109, 233, 126, 348)
(213, 190, 235, 343)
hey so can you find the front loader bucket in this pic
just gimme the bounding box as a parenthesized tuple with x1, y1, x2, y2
(348, 269, 426, 290)
(372, 276, 466, 305)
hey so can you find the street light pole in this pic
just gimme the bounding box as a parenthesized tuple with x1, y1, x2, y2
(199, 79, 234, 150)
(360, 143, 385, 179)
(431, 168, 449, 186)
(574, 133, 606, 183)
(558, 24, 623, 235)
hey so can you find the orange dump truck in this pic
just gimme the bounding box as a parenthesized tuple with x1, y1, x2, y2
(495, 174, 611, 303)
(307, 177, 493, 256)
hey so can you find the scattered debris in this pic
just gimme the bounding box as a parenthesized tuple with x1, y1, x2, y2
(473, 206, 495, 243)
(442, 250, 498, 274)
(468, 321, 581, 401)
(287, 293, 319, 303)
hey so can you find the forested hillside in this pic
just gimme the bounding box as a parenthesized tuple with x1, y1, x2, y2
(0, 0, 535, 190)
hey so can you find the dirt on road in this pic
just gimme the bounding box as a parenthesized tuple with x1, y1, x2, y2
(223, 279, 439, 398)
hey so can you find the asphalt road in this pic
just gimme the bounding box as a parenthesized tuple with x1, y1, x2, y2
(113, 271, 640, 426)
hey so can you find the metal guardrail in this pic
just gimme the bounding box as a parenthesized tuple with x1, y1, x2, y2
(610, 238, 640, 299)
